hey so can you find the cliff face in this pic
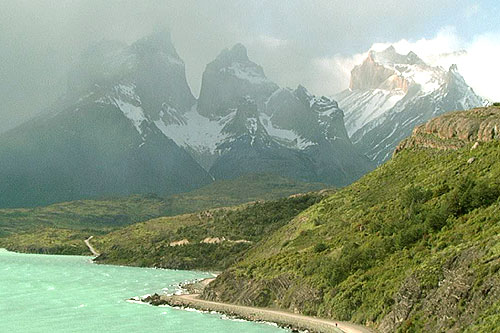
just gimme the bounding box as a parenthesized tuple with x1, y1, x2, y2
(349, 53, 409, 92)
(395, 105, 500, 153)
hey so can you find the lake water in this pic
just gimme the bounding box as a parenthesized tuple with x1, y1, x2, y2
(0, 249, 286, 332)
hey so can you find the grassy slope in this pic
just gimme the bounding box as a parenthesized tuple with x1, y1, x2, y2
(163, 173, 326, 216)
(204, 139, 500, 332)
(92, 193, 325, 270)
(0, 194, 168, 237)
(0, 194, 168, 254)
(0, 174, 326, 255)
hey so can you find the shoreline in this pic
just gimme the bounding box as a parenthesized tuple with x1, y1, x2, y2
(137, 279, 374, 333)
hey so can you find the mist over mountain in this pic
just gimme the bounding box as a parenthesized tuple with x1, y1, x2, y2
(0, 32, 373, 208)
(0, 31, 211, 208)
(1, 3, 499, 332)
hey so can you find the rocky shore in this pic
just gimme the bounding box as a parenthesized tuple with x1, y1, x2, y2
(133, 279, 372, 333)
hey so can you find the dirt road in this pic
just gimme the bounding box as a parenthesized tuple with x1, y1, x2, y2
(84, 236, 100, 257)
(163, 293, 374, 333)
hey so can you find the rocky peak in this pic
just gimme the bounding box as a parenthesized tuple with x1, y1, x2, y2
(131, 29, 180, 59)
(68, 31, 195, 122)
(349, 54, 400, 91)
(449, 64, 459, 72)
(198, 44, 279, 118)
(349, 47, 440, 93)
(222, 97, 267, 138)
(370, 46, 424, 66)
(215, 43, 250, 65)
(395, 106, 500, 154)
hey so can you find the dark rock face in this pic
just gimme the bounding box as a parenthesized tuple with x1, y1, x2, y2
(197, 44, 279, 118)
(209, 98, 318, 182)
(132, 31, 196, 117)
(0, 100, 212, 208)
(206, 86, 373, 186)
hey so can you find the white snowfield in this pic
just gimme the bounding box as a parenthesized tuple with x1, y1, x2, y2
(155, 107, 231, 154)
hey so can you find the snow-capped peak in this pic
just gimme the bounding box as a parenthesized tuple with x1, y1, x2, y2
(337, 46, 487, 165)
(213, 43, 272, 85)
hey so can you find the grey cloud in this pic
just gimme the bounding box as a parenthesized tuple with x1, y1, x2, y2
(0, 0, 476, 132)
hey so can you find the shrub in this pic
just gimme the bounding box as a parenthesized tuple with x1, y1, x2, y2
(447, 177, 500, 216)
(314, 242, 328, 253)
(402, 186, 432, 216)
(425, 205, 450, 231)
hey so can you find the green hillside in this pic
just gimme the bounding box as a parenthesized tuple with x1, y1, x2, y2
(163, 173, 326, 216)
(0, 194, 167, 237)
(203, 107, 500, 332)
(0, 174, 325, 254)
(92, 193, 324, 270)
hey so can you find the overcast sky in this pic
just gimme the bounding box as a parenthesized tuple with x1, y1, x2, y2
(1, 0, 499, 132)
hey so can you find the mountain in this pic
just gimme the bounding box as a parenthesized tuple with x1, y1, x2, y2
(0, 31, 213, 208)
(159, 44, 373, 185)
(0, 32, 371, 208)
(197, 43, 279, 119)
(336, 46, 487, 164)
(202, 105, 500, 332)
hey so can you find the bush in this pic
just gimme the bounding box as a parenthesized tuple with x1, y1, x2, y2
(402, 186, 432, 215)
(447, 177, 500, 216)
(425, 206, 449, 231)
(396, 224, 424, 249)
(314, 242, 328, 253)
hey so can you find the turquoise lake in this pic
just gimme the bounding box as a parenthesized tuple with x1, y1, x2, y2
(0, 249, 286, 332)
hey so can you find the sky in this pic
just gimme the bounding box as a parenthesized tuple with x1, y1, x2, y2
(1, 0, 499, 132)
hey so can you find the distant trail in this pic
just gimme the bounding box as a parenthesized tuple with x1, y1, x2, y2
(84, 236, 100, 257)
(164, 293, 374, 333)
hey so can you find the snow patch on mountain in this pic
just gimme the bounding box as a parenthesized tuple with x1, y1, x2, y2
(337, 89, 405, 136)
(221, 62, 270, 84)
(114, 98, 147, 135)
(154, 106, 232, 154)
(260, 114, 315, 149)
(93, 83, 147, 136)
(340, 46, 487, 164)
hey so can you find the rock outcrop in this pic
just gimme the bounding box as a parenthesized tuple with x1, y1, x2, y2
(395, 106, 500, 154)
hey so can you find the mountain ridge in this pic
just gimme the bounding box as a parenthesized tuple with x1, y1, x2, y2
(337, 45, 487, 164)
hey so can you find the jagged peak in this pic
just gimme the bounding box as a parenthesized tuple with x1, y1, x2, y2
(215, 43, 250, 64)
(406, 51, 424, 64)
(294, 85, 313, 101)
(369, 46, 425, 66)
(131, 29, 181, 60)
(221, 97, 268, 139)
(449, 64, 459, 72)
